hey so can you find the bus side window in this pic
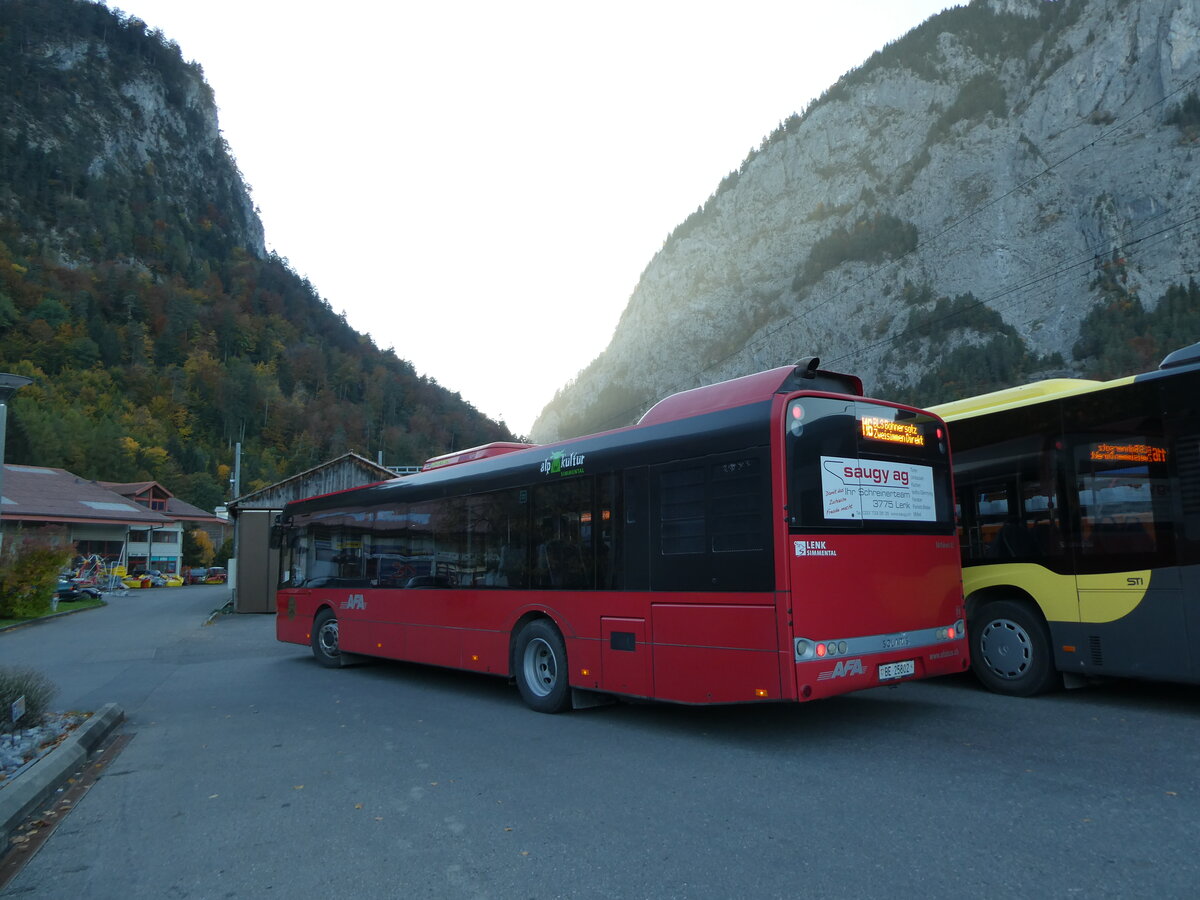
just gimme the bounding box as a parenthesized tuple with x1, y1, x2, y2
(1172, 428, 1200, 565)
(622, 468, 649, 590)
(956, 432, 1063, 562)
(1074, 435, 1169, 558)
(531, 478, 594, 590)
(973, 483, 1010, 558)
(596, 474, 618, 590)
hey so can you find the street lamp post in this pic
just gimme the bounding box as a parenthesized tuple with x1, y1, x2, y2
(0, 374, 33, 556)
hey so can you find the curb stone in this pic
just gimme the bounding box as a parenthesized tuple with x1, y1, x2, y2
(0, 703, 126, 843)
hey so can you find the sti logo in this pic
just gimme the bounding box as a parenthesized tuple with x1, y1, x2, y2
(817, 659, 865, 680)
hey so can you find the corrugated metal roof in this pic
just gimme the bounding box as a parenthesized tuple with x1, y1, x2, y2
(229, 452, 396, 511)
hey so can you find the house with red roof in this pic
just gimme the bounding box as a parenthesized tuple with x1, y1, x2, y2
(0, 466, 226, 576)
(100, 481, 227, 573)
(0, 464, 171, 568)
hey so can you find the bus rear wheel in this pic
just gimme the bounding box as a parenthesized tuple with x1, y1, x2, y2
(513, 619, 571, 714)
(311, 608, 342, 668)
(970, 599, 1058, 696)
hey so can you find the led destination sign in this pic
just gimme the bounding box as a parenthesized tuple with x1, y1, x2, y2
(860, 416, 926, 447)
(1089, 442, 1167, 464)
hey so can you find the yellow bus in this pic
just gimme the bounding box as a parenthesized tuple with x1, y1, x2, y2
(931, 342, 1200, 696)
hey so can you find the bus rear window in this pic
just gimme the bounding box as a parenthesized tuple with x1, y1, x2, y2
(786, 397, 953, 532)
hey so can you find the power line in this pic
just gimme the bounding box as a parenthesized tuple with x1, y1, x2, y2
(832, 208, 1200, 372)
(550, 64, 1200, 437)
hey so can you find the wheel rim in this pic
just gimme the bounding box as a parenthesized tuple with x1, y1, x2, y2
(522, 637, 558, 697)
(318, 619, 339, 658)
(978, 617, 1032, 680)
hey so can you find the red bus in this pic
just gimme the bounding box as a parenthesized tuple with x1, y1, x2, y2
(275, 358, 968, 712)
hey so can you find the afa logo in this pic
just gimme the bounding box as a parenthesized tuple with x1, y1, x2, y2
(817, 658, 864, 680)
(340, 594, 366, 611)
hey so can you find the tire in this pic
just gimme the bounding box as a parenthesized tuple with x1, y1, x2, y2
(311, 608, 343, 668)
(513, 619, 571, 713)
(970, 599, 1058, 696)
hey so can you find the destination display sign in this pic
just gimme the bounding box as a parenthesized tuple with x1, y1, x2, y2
(860, 416, 926, 447)
(1089, 442, 1167, 464)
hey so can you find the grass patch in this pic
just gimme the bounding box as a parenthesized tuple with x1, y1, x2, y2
(0, 596, 104, 629)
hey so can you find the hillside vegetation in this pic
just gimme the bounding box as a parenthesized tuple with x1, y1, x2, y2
(0, 0, 511, 510)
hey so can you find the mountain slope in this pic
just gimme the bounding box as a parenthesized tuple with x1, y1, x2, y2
(532, 0, 1200, 442)
(0, 0, 512, 509)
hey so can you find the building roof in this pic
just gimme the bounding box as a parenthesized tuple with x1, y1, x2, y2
(99, 480, 167, 496)
(1, 465, 172, 527)
(99, 479, 220, 525)
(228, 452, 396, 512)
(165, 496, 222, 524)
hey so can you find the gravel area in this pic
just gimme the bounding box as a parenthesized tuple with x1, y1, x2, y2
(0, 713, 89, 787)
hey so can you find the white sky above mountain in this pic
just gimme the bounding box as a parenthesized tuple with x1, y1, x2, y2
(116, 0, 957, 445)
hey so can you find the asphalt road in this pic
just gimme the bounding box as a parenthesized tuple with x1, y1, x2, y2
(1, 586, 1198, 898)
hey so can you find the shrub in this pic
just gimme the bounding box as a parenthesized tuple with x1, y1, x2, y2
(0, 666, 58, 733)
(0, 527, 72, 619)
(1165, 90, 1200, 139)
(794, 214, 920, 291)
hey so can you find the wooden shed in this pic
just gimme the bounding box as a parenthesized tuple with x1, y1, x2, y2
(227, 452, 396, 613)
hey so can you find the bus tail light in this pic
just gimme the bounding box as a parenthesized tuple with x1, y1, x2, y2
(796, 638, 851, 661)
(935, 620, 965, 641)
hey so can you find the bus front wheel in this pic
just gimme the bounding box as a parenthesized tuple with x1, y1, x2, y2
(513, 619, 571, 714)
(311, 608, 343, 668)
(970, 599, 1058, 696)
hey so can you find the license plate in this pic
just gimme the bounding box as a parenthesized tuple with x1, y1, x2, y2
(878, 659, 915, 681)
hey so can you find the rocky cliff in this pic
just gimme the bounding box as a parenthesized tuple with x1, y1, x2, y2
(532, 0, 1200, 442)
(1, 0, 265, 267)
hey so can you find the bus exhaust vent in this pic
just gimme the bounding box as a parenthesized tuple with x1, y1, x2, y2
(1089, 635, 1105, 667)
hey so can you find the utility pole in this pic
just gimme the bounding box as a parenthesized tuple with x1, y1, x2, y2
(230, 442, 241, 499)
(0, 374, 33, 556)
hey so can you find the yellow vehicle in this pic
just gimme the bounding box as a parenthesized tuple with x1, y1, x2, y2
(121, 570, 181, 589)
(931, 342, 1200, 695)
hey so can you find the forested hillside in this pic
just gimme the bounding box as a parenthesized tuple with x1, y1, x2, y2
(0, 0, 511, 512)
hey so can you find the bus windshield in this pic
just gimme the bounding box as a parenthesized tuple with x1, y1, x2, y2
(786, 396, 953, 532)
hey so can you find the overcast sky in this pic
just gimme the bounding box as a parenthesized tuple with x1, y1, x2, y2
(115, 0, 957, 439)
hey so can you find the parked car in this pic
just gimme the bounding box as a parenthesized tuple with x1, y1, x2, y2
(122, 569, 167, 589)
(203, 567, 228, 584)
(55, 578, 103, 602)
(185, 568, 209, 585)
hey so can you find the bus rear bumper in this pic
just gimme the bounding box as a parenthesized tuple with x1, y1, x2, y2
(794, 637, 969, 701)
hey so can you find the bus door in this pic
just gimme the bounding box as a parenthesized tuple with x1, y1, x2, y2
(951, 406, 1079, 632)
(1064, 384, 1185, 680)
(1160, 375, 1200, 677)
